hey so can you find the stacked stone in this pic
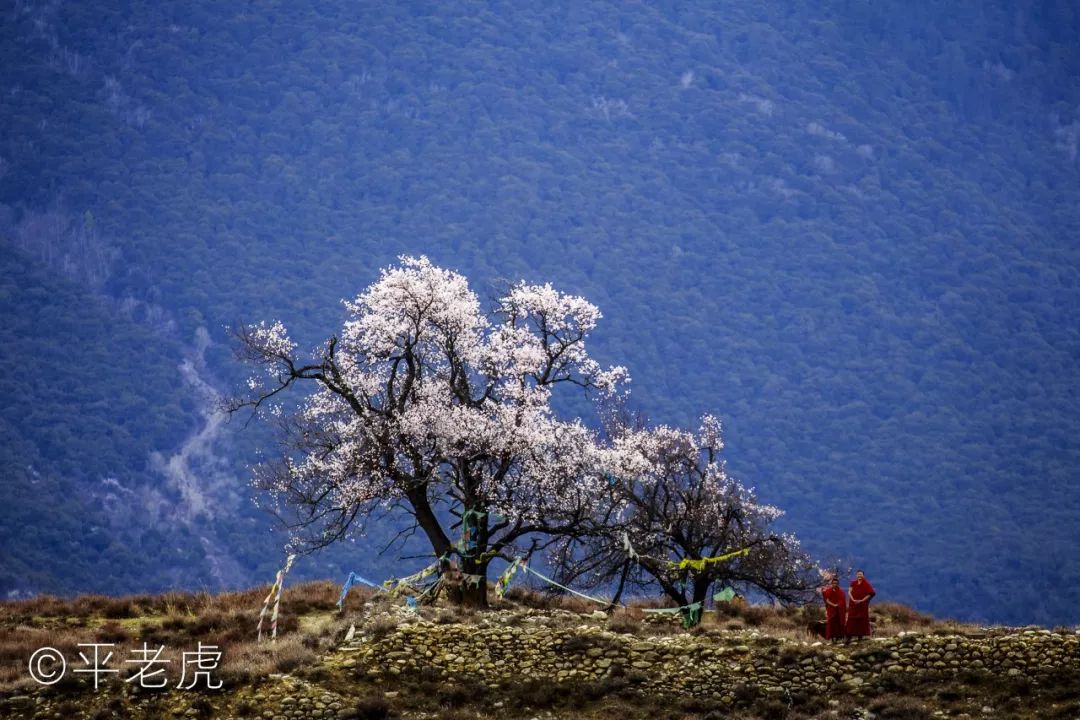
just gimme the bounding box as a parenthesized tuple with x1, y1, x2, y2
(339, 617, 1080, 702)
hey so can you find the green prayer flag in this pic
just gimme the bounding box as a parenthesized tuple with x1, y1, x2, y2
(681, 602, 703, 628)
(713, 587, 736, 603)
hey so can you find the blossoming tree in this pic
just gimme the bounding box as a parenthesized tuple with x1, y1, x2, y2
(229, 256, 626, 606)
(553, 415, 820, 621)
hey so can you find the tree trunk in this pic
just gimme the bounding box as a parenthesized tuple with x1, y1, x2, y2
(692, 575, 711, 607)
(675, 575, 710, 628)
(606, 561, 632, 612)
(460, 556, 488, 608)
(460, 579, 487, 607)
(406, 486, 452, 558)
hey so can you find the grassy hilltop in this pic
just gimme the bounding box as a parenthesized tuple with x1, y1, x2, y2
(3, 0, 1080, 627)
(1, 582, 1078, 720)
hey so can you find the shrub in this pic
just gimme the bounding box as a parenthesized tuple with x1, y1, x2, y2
(869, 696, 933, 720)
(799, 604, 825, 624)
(436, 710, 480, 720)
(94, 621, 131, 644)
(742, 605, 771, 626)
(789, 691, 827, 713)
(136, 621, 168, 645)
(367, 616, 399, 642)
(299, 665, 330, 684)
(731, 683, 758, 705)
(506, 679, 558, 709)
(435, 608, 460, 625)
(878, 669, 918, 693)
(437, 681, 488, 709)
(752, 698, 790, 720)
(876, 602, 935, 627)
(1043, 669, 1080, 702)
(607, 609, 642, 635)
(189, 697, 215, 717)
(272, 641, 315, 673)
(187, 611, 229, 635)
(560, 634, 611, 653)
(503, 586, 596, 613)
(353, 696, 395, 720)
(777, 645, 804, 666)
(161, 615, 188, 632)
(936, 687, 962, 703)
(101, 599, 137, 619)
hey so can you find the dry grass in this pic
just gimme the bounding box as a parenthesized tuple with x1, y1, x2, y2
(366, 616, 400, 642)
(606, 607, 644, 635)
(0, 576, 992, 702)
(492, 584, 983, 642)
(690, 597, 980, 640)
(0, 619, 341, 692)
(414, 579, 981, 640)
(0, 580, 355, 625)
(0, 581, 357, 692)
(500, 584, 599, 614)
(2, 579, 1073, 720)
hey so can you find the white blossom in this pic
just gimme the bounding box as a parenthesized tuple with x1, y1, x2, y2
(247, 320, 295, 357)
(233, 257, 813, 606)
(239, 256, 627, 559)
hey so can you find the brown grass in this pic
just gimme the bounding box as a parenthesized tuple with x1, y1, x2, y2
(0, 618, 340, 693)
(367, 616, 400, 642)
(0, 576, 995, 705)
(0, 580, 354, 626)
(0, 581, 357, 692)
(492, 585, 984, 641)
(606, 608, 644, 635)
(500, 584, 599, 614)
(691, 597, 979, 640)
(870, 695, 944, 720)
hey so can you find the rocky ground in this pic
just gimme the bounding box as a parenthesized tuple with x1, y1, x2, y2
(1, 583, 1078, 719)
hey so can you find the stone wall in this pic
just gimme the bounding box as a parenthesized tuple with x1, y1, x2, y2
(340, 620, 1079, 703)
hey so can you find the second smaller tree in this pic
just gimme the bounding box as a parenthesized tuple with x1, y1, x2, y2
(554, 415, 819, 624)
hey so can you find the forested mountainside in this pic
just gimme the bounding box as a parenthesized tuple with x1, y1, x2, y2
(1, 0, 1079, 624)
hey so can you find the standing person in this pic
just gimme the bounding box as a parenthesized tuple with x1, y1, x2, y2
(821, 575, 846, 642)
(845, 570, 876, 640)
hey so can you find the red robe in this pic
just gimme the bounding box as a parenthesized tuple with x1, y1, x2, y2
(822, 585, 846, 640)
(845, 578, 876, 637)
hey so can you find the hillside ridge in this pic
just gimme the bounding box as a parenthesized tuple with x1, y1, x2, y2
(1, 582, 1078, 719)
(2, 0, 1080, 625)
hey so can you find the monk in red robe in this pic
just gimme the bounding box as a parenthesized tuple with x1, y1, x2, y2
(821, 576, 846, 642)
(845, 570, 876, 640)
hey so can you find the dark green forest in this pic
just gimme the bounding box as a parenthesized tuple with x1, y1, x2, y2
(1, 0, 1079, 624)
